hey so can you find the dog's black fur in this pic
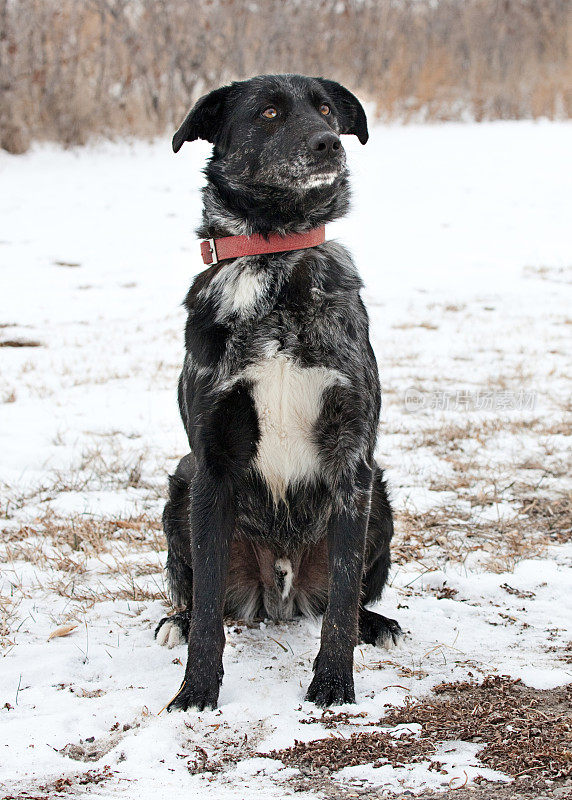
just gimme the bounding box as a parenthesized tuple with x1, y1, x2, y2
(156, 74, 402, 711)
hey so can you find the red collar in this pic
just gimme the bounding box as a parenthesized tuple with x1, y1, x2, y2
(199, 224, 326, 266)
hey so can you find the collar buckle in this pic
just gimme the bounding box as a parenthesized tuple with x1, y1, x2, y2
(207, 238, 218, 265)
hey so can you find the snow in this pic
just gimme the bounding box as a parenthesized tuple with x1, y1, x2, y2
(338, 740, 510, 793)
(1, 121, 571, 798)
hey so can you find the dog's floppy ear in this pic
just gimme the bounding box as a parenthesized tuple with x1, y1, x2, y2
(315, 79, 368, 145)
(172, 85, 231, 153)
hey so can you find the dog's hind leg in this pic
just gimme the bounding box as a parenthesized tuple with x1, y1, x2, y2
(358, 464, 403, 649)
(155, 453, 195, 648)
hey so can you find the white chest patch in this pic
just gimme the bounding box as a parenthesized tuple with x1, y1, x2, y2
(244, 353, 347, 501)
(212, 260, 268, 320)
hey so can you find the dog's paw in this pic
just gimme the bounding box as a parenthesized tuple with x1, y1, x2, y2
(155, 611, 189, 648)
(305, 668, 356, 707)
(306, 652, 355, 707)
(377, 616, 404, 650)
(359, 611, 404, 650)
(167, 667, 223, 712)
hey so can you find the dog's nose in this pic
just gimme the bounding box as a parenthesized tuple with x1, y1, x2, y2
(308, 131, 341, 156)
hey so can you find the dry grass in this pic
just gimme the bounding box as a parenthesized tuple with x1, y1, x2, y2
(524, 265, 572, 284)
(3, 766, 117, 800)
(44, 574, 168, 606)
(1, 0, 570, 151)
(0, 593, 21, 648)
(387, 402, 571, 572)
(3, 512, 162, 553)
(403, 416, 561, 454)
(2, 442, 164, 519)
(271, 728, 435, 774)
(269, 676, 572, 788)
(0, 339, 43, 348)
(0, 434, 177, 644)
(1, 510, 167, 642)
(394, 489, 571, 571)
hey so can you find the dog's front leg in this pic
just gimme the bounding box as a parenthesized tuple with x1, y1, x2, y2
(168, 475, 232, 711)
(306, 484, 369, 707)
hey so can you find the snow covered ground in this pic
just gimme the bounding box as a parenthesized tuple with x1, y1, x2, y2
(1, 121, 571, 799)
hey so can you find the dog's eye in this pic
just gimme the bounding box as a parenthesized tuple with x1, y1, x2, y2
(319, 104, 330, 116)
(262, 107, 278, 119)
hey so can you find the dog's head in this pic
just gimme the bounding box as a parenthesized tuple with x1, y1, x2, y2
(173, 74, 368, 192)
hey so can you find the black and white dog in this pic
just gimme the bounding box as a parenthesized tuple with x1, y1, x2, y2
(155, 74, 402, 711)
